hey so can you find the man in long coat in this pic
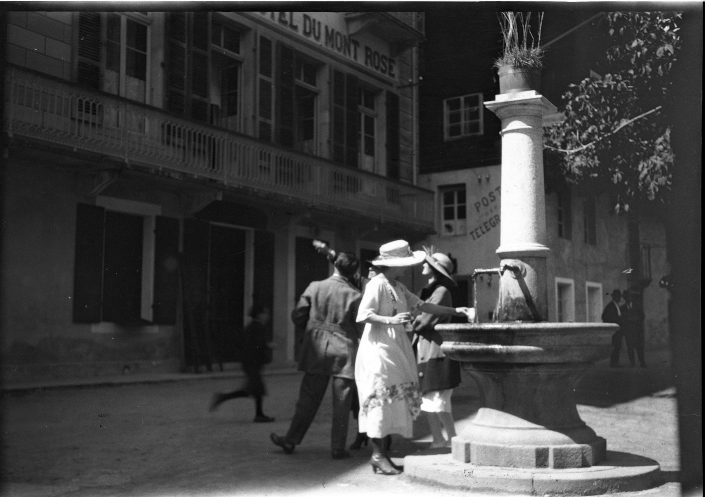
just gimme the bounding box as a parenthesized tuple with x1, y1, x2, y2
(602, 289, 625, 367)
(270, 251, 362, 459)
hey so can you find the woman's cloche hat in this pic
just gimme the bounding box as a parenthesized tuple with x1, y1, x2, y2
(371, 240, 426, 267)
(426, 252, 456, 284)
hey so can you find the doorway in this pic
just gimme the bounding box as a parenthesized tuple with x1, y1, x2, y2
(182, 220, 247, 371)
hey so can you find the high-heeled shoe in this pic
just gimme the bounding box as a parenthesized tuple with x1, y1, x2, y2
(370, 454, 402, 475)
(386, 455, 403, 472)
(349, 433, 368, 450)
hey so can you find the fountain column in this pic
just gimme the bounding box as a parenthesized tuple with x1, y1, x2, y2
(485, 90, 555, 321)
(403, 77, 661, 497)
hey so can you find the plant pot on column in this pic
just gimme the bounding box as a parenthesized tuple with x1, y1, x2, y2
(494, 12, 544, 94)
(497, 65, 541, 94)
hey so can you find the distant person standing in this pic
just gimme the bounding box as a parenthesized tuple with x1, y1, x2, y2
(270, 250, 362, 459)
(622, 290, 647, 368)
(602, 289, 625, 367)
(209, 304, 274, 422)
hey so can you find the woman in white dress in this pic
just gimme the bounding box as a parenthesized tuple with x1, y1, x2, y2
(355, 240, 474, 475)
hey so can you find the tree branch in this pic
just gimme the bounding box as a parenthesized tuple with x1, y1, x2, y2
(545, 106, 663, 154)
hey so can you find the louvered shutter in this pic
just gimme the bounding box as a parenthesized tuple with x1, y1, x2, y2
(344, 73, 360, 167)
(73, 203, 105, 322)
(277, 43, 295, 147)
(386, 91, 400, 180)
(77, 13, 101, 89)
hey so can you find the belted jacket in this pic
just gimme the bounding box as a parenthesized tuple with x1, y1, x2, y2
(291, 274, 363, 379)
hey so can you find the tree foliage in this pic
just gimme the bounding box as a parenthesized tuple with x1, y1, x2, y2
(545, 11, 682, 213)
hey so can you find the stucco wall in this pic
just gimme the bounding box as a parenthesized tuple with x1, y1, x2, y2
(418, 165, 671, 348)
(1, 159, 181, 381)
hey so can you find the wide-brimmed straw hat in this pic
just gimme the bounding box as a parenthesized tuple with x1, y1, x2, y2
(371, 240, 426, 267)
(426, 252, 457, 285)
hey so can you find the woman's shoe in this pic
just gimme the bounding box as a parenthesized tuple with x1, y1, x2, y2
(370, 454, 402, 475)
(349, 433, 368, 450)
(386, 455, 403, 472)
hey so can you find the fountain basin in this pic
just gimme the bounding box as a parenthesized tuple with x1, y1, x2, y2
(438, 322, 616, 364)
(434, 322, 616, 469)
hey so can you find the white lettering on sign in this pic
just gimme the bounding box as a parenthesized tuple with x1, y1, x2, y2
(259, 12, 397, 79)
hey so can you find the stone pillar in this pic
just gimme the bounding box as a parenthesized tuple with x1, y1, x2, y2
(485, 91, 556, 321)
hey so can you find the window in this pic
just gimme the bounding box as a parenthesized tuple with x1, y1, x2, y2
(77, 13, 150, 104)
(258, 42, 319, 153)
(292, 55, 319, 153)
(73, 201, 179, 325)
(583, 196, 597, 245)
(440, 184, 467, 236)
(555, 277, 575, 322)
(557, 187, 572, 240)
(331, 69, 359, 167)
(443, 93, 483, 141)
(165, 13, 243, 128)
(358, 87, 378, 171)
(211, 17, 242, 130)
(585, 281, 603, 322)
(105, 14, 148, 103)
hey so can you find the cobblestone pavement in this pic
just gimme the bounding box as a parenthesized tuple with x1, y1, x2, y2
(0, 349, 688, 497)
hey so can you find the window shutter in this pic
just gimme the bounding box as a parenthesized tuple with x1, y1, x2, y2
(386, 91, 400, 180)
(73, 203, 105, 323)
(166, 13, 188, 116)
(153, 216, 180, 324)
(77, 13, 102, 89)
(344, 73, 359, 167)
(331, 69, 346, 164)
(277, 43, 295, 147)
(257, 36, 274, 141)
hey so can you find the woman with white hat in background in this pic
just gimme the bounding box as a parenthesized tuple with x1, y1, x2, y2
(354, 240, 474, 475)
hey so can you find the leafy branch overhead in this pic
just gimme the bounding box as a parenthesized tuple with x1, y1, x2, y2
(544, 11, 681, 212)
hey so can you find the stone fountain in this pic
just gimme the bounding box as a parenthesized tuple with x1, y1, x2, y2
(403, 89, 663, 494)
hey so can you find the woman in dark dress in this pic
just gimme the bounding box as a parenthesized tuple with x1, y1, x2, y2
(412, 252, 470, 448)
(209, 304, 275, 423)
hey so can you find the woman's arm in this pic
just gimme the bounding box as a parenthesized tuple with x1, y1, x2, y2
(418, 301, 475, 321)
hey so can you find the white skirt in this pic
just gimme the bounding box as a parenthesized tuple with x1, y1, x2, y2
(420, 388, 453, 413)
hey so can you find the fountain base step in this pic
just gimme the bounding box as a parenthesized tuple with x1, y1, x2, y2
(404, 451, 662, 495)
(452, 436, 607, 469)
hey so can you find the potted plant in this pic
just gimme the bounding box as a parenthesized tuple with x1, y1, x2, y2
(494, 11, 545, 94)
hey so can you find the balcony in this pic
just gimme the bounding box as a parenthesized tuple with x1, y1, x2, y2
(3, 66, 434, 232)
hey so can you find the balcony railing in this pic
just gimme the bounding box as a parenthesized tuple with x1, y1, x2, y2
(4, 66, 434, 230)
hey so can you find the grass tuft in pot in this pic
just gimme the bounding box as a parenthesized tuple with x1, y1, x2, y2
(494, 11, 545, 70)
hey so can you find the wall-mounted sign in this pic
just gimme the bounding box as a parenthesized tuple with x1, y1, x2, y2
(469, 184, 501, 241)
(258, 12, 397, 80)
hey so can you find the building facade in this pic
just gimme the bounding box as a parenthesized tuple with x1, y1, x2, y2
(417, 8, 670, 349)
(1, 11, 429, 382)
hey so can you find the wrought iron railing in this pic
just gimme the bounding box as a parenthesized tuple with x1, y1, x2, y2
(4, 66, 434, 229)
